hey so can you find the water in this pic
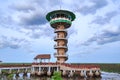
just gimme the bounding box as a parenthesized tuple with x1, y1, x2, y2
(101, 72, 120, 80)
(1, 72, 120, 80)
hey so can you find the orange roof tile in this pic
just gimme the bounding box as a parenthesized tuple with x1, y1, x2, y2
(34, 54, 51, 59)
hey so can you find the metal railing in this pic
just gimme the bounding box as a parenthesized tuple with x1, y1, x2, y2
(54, 36, 68, 41)
(54, 53, 68, 57)
(54, 45, 68, 49)
(54, 29, 67, 33)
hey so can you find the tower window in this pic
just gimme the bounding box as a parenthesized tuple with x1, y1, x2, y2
(56, 14, 61, 18)
(51, 14, 57, 19)
(61, 14, 64, 17)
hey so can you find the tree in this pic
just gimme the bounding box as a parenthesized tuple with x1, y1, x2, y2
(7, 74, 14, 80)
(51, 71, 62, 80)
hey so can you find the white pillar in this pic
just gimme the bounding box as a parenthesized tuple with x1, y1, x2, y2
(70, 70, 73, 74)
(32, 67, 35, 72)
(74, 70, 75, 72)
(84, 70, 86, 76)
(31, 67, 35, 73)
(89, 69, 93, 77)
(31, 67, 32, 72)
(48, 59, 50, 62)
(48, 67, 50, 72)
(70, 70, 73, 77)
(39, 59, 41, 63)
(44, 59, 45, 63)
(25, 68, 27, 72)
(0, 69, 1, 74)
(80, 70, 85, 77)
(39, 66, 41, 72)
(9, 69, 12, 73)
(33, 67, 35, 72)
(18, 69, 20, 72)
(41, 59, 42, 63)
(90, 70, 92, 74)
(56, 66, 59, 72)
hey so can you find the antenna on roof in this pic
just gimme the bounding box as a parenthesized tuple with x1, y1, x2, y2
(59, 0, 62, 10)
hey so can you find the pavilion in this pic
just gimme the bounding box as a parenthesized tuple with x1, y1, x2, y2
(34, 54, 51, 63)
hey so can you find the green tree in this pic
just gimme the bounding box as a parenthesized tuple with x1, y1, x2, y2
(51, 71, 62, 80)
(7, 74, 14, 80)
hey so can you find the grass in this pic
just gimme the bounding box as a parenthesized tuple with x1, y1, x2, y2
(98, 64, 120, 73)
(72, 63, 120, 74)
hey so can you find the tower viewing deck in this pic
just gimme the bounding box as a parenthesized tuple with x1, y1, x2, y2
(46, 10, 75, 28)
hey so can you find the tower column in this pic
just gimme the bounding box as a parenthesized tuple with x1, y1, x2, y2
(54, 25, 68, 63)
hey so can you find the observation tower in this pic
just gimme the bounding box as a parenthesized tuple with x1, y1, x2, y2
(46, 10, 75, 63)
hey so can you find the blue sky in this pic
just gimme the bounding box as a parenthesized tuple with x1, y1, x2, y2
(0, 0, 120, 63)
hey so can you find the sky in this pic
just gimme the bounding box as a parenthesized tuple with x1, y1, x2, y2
(0, 0, 120, 63)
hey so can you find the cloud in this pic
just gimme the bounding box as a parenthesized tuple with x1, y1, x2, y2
(0, 36, 8, 48)
(10, 1, 35, 12)
(34, 0, 60, 7)
(0, 36, 30, 49)
(80, 26, 120, 46)
(68, 26, 78, 38)
(97, 27, 120, 45)
(91, 11, 118, 25)
(19, 10, 47, 25)
(0, 14, 15, 29)
(75, 0, 108, 15)
(11, 8, 47, 26)
(18, 24, 54, 39)
(10, 0, 47, 26)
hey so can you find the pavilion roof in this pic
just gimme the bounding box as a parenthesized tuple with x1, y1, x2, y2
(34, 54, 51, 59)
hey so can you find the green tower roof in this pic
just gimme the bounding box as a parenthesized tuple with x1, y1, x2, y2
(46, 10, 76, 21)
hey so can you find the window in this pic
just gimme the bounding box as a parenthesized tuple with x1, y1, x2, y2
(51, 14, 57, 19)
(56, 14, 61, 18)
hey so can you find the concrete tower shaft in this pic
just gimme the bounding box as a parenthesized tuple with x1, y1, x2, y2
(46, 10, 75, 63)
(54, 25, 68, 63)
